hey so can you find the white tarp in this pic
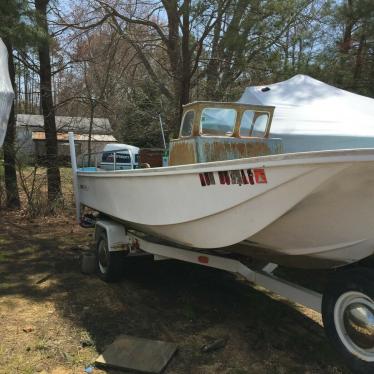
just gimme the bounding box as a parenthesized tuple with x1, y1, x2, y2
(238, 74, 374, 152)
(0, 38, 14, 147)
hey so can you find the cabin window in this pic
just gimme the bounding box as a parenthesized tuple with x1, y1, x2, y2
(240, 110, 255, 137)
(252, 113, 269, 137)
(180, 110, 195, 137)
(240, 111, 269, 138)
(200, 108, 236, 136)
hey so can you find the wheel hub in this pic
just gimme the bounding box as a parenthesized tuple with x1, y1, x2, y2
(335, 291, 374, 361)
(344, 302, 374, 349)
(98, 240, 109, 274)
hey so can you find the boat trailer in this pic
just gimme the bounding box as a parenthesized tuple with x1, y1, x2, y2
(93, 218, 374, 373)
(96, 218, 322, 311)
(69, 133, 374, 373)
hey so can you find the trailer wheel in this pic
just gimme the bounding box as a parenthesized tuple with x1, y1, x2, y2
(322, 268, 374, 374)
(96, 232, 124, 282)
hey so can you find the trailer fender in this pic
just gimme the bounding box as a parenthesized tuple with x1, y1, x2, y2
(95, 220, 129, 252)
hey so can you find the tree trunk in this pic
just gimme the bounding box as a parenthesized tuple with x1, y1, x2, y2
(353, 32, 366, 88)
(180, 0, 191, 117)
(24, 65, 29, 113)
(35, 0, 62, 203)
(87, 100, 95, 166)
(162, 0, 183, 133)
(205, 10, 223, 100)
(341, 0, 354, 53)
(3, 40, 20, 209)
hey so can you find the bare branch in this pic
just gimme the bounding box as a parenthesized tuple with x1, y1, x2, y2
(97, 0, 169, 46)
(109, 16, 173, 100)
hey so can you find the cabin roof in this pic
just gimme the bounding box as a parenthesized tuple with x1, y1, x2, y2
(31, 132, 116, 142)
(182, 101, 275, 112)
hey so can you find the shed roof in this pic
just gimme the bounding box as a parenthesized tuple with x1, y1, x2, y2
(17, 114, 112, 135)
(32, 131, 116, 142)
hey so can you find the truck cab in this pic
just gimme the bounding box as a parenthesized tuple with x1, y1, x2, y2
(100, 143, 139, 170)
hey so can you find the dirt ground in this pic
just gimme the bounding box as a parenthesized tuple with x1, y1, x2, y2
(0, 210, 350, 374)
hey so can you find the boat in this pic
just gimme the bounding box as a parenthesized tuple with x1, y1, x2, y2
(70, 100, 374, 373)
(72, 100, 374, 270)
(0, 38, 14, 147)
(239, 74, 374, 153)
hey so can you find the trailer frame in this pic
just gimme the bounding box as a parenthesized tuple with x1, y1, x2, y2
(95, 218, 322, 313)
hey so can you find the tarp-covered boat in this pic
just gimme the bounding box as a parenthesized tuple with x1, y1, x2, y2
(0, 38, 14, 147)
(239, 74, 374, 153)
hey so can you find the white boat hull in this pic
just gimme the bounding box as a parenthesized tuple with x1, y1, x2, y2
(77, 149, 374, 268)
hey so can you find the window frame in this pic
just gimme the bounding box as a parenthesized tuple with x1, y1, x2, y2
(179, 109, 196, 138)
(239, 110, 270, 138)
(199, 107, 237, 137)
(102, 150, 132, 164)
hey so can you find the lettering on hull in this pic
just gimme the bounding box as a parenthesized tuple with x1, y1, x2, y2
(199, 168, 267, 187)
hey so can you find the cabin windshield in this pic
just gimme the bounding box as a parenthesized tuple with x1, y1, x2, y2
(180, 110, 195, 137)
(201, 108, 236, 136)
(178, 101, 274, 140)
(240, 110, 270, 138)
(252, 113, 269, 137)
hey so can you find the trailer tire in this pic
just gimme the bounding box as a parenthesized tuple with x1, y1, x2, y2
(96, 232, 125, 282)
(322, 268, 374, 374)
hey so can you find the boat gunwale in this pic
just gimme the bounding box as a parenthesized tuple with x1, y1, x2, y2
(76, 148, 374, 178)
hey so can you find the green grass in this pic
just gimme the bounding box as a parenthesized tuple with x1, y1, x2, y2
(0, 252, 8, 262)
(0, 237, 11, 245)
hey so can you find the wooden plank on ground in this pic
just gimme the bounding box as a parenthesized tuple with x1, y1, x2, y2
(95, 334, 177, 373)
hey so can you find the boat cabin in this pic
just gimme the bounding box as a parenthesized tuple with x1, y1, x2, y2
(169, 101, 283, 166)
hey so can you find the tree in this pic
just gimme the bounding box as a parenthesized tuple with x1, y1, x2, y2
(74, 1, 326, 130)
(35, 0, 62, 203)
(53, 0, 374, 154)
(2, 40, 20, 208)
(335, 0, 374, 94)
(89, 0, 226, 132)
(201, 0, 328, 98)
(54, 16, 169, 146)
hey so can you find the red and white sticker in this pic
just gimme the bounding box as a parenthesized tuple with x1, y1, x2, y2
(199, 168, 267, 187)
(254, 168, 267, 184)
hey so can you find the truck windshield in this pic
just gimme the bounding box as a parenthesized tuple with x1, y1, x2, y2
(102, 151, 131, 163)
